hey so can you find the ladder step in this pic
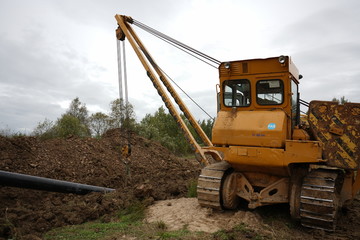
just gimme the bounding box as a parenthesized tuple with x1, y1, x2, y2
(300, 209, 335, 217)
(301, 223, 333, 232)
(302, 183, 334, 189)
(199, 175, 222, 180)
(302, 186, 334, 193)
(300, 214, 333, 223)
(300, 196, 334, 203)
(197, 186, 219, 191)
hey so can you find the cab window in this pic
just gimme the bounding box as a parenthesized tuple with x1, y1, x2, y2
(223, 79, 250, 107)
(256, 79, 284, 105)
(291, 80, 299, 126)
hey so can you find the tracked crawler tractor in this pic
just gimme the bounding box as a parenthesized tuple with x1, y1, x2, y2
(115, 14, 360, 231)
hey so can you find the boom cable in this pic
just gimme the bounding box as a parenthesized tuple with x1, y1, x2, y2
(130, 18, 219, 119)
(116, 39, 123, 101)
(158, 66, 215, 120)
(132, 19, 221, 67)
(122, 40, 129, 104)
(140, 29, 219, 68)
(299, 99, 309, 108)
(116, 38, 132, 170)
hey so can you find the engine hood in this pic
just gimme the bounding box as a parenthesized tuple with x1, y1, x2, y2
(212, 110, 287, 148)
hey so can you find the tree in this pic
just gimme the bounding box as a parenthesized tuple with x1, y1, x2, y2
(108, 98, 136, 130)
(89, 112, 109, 137)
(32, 118, 55, 139)
(66, 97, 89, 125)
(65, 97, 91, 136)
(137, 106, 192, 155)
(32, 97, 92, 139)
(199, 118, 214, 140)
(54, 114, 90, 138)
(332, 96, 349, 104)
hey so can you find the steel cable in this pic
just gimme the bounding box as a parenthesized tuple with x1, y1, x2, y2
(130, 18, 217, 119)
(132, 19, 221, 66)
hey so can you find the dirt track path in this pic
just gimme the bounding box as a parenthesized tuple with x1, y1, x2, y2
(145, 198, 266, 233)
(145, 198, 360, 239)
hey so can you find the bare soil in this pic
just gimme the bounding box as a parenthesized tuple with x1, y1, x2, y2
(146, 198, 266, 233)
(1, 129, 360, 239)
(0, 129, 200, 239)
(146, 197, 360, 239)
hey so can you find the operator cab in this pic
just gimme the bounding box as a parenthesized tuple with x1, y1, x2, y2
(213, 56, 303, 148)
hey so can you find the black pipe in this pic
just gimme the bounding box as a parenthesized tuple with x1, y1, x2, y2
(0, 170, 115, 195)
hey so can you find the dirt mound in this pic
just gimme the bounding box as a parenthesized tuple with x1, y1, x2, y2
(0, 129, 200, 239)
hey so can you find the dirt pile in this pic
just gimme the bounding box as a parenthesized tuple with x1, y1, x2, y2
(0, 129, 200, 239)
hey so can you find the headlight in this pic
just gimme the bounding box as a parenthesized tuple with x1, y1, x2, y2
(278, 55, 286, 64)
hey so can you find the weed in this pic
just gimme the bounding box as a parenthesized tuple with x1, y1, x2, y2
(157, 229, 191, 239)
(156, 220, 167, 230)
(44, 221, 128, 240)
(187, 179, 198, 198)
(117, 201, 146, 223)
(213, 229, 235, 240)
(44, 202, 146, 240)
(213, 223, 267, 240)
(233, 223, 249, 232)
(0, 208, 19, 239)
(254, 234, 264, 240)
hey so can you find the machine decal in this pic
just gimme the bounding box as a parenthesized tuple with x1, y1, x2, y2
(267, 123, 276, 130)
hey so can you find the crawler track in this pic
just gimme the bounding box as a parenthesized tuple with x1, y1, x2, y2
(197, 161, 230, 210)
(300, 169, 342, 231)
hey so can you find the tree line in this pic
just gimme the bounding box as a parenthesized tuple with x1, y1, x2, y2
(32, 97, 213, 156)
(12, 96, 350, 155)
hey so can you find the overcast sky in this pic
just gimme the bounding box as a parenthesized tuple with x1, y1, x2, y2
(1, 0, 359, 133)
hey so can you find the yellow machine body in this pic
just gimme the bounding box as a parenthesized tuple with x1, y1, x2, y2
(115, 15, 360, 230)
(211, 56, 325, 176)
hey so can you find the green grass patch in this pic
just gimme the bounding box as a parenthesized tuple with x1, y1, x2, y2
(233, 222, 250, 233)
(44, 202, 146, 240)
(212, 223, 266, 240)
(117, 201, 146, 222)
(157, 229, 190, 239)
(44, 221, 128, 240)
(187, 179, 198, 198)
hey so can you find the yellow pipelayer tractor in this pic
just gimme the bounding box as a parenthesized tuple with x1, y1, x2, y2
(115, 15, 360, 231)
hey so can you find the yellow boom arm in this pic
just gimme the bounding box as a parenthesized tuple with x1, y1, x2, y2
(115, 15, 222, 165)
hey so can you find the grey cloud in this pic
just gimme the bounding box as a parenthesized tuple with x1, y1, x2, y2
(0, 25, 112, 132)
(270, 2, 360, 103)
(1, 0, 360, 133)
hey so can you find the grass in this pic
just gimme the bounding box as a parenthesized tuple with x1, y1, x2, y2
(154, 224, 209, 240)
(116, 201, 146, 222)
(43, 201, 206, 240)
(212, 223, 266, 240)
(155, 220, 167, 230)
(44, 202, 273, 240)
(44, 202, 145, 240)
(44, 221, 129, 240)
(0, 215, 19, 240)
(45, 220, 201, 240)
(44, 201, 272, 240)
(187, 179, 198, 198)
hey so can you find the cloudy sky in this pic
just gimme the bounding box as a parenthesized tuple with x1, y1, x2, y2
(1, 0, 359, 133)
